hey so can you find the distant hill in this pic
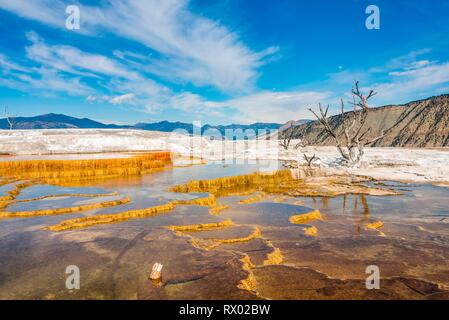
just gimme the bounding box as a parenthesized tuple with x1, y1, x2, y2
(278, 119, 312, 132)
(134, 120, 197, 133)
(0, 113, 128, 130)
(290, 94, 449, 147)
(0, 113, 283, 137)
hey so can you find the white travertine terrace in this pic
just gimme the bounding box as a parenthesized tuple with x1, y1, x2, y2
(0, 129, 448, 184)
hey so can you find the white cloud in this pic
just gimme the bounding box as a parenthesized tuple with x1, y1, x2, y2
(1, 0, 448, 125)
(0, 32, 174, 104)
(0, 53, 31, 73)
(368, 49, 432, 73)
(371, 61, 449, 103)
(0, 0, 66, 28)
(109, 93, 136, 105)
(212, 91, 332, 123)
(88, 93, 136, 105)
(11, 67, 93, 96)
(25, 32, 139, 80)
(309, 49, 449, 108)
(159, 90, 332, 124)
(0, 0, 277, 93)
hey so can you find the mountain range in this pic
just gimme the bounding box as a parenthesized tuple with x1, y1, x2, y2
(289, 94, 449, 147)
(0, 113, 282, 136)
(2, 93, 448, 147)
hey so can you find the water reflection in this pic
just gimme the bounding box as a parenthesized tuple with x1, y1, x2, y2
(0, 160, 448, 299)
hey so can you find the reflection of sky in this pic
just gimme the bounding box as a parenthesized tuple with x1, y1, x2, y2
(1, 162, 448, 300)
(7, 195, 122, 213)
(301, 184, 449, 220)
(1, 163, 448, 237)
(15, 184, 108, 200)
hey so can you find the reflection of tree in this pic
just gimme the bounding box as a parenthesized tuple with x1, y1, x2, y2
(351, 194, 370, 216)
(352, 194, 371, 234)
(321, 197, 329, 209)
(360, 194, 370, 216)
(341, 194, 347, 215)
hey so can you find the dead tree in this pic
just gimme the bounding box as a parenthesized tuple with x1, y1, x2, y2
(303, 153, 318, 167)
(293, 127, 319, 166)
(3, 107, 17, 130)
(278, 120, 320, 167)
(308, 81, 397, 167)
(279, 122, 297, 150)
(281, 123, 319, 167)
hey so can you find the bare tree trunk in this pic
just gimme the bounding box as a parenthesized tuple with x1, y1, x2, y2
(279, 123, 297, 150)
(308, 81, 400, 167)
(3, 107, 16, 130)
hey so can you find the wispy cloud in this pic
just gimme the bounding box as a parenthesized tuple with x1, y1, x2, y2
(0, 66, 93, 96)
(1, 1, 448, 125)
(371, 61, 449, 103)
(160, 90, 332, 124)
(0, 32, 176, 105)
(86, 93, 136, 105)
(25, 31, 140, 80)
(212, 91, 332, 123)
(0, 0, 277, 93)
(307, 49, 449, 109)
(0, 0, 66, 28)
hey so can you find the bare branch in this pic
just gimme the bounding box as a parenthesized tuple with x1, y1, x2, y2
(279, 122, 299, 150)
(308, 81, 385, 166)
(303, 153, 318, 167)
(3, 107, 17, 130)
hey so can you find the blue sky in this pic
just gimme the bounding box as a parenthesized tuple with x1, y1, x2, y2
(0, 0, 448, 125)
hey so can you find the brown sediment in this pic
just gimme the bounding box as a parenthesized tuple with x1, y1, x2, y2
(239, 192, 266, 204)
(303, 226, 318, 237)
(0, 152, 173, 186)
(263, 241, 283, 265)
(0, 197, 130, 218)
(209, 204, 229, 215)
(46, 201, 176, 231)
(188, 237, 216, 251)
(289, 210, 323, 224)
(167, 219, 234, 232)
(237, 255, 257, 292)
